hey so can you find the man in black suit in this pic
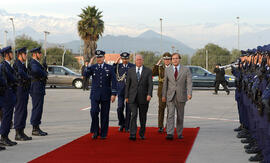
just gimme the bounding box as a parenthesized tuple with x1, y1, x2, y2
(125, 54, 153, 140)
(213, 63, 230, 95)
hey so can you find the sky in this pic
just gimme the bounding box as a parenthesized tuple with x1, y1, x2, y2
(1, 0, 270, 24)
(1, 0, 270, 49)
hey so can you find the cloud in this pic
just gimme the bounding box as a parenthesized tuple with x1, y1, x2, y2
(1, 9, 270, 50)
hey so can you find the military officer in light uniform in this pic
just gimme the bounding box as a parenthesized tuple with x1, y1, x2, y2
(152, 52, 172, 132)
(113, 52, 135, 132)
(83, 50, 117, 139)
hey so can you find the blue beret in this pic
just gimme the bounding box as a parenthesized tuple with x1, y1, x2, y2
(16, 47, 27, 54)
(95, 50, 105, 57)
(120, 52, 130, 59)
(0, 46, 12, 55)
(30, 47, 41, 53)
(240, 50, 246, 54)
(257, 46, 263, 52)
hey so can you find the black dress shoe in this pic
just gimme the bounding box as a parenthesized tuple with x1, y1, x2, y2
(234, 126, 242, 132)
(166, 134, 173, 140)
(15, 129, 32, 141)
(140, 136, 145, 140)
(249, 152, 263, 162)
(158, 127, 163, 133)
(118, 126, 124, 132)
(0, 136, 17, 146)
(213, 92, 218, 95)
(237, 130, 249, 138)
(100, 136, 107, 140)
(129, 136, 136, 141)
(246, 146, 260, 154)
(241, 137, 252, 144)
(178, 135, 183, 139)
(92, 133, 98, 139)
(32, 126, 48, 136)
(22, 133, 32, 141)
(0, 146, 5, 151)
(244, 141, 257, 150)
(226, 91, 230, 95)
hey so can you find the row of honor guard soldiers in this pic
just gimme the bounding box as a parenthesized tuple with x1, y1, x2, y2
(0, 46, 48, 151)
(232, 45, 270, 162)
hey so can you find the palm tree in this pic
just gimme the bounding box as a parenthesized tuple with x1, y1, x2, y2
(78, 6, 104, 61)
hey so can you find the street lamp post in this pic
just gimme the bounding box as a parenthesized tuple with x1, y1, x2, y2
(10, 18, 15, 56)
(236, 16, 240, 50)
(160, 18, 163, 55)
(4, 30, 8, 47)
(44, 31, 50, 57)
(171, 45, 175, 53)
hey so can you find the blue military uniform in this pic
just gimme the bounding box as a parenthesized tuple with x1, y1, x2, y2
(0, 46, 18, 146)
(13, 47, 32, 141)
(231, 58, 243, 131)
(28, 47, 48, 136)
(83, 50, 117, 139)
(113, 52, 135, 132)
(0, 51, 7, 151)
(235, 46, 270, 162)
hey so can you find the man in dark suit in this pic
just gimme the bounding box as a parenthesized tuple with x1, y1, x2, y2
(81, 60, 89, 91)
(213, 63, 230, 95)
(125, 54, 153, 140)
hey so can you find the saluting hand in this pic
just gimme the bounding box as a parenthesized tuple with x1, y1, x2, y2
(111, 95, 116, 103)
(156, 58, 162, 65)
(147, 95, 151, 101)
(162, 97, 166, 102)
(116, 56, 121, 64)
(89, 56, 96, 65)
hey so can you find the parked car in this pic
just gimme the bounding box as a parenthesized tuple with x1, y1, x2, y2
(187, 65, 235, 87)
(47, 65, 85, 89)
(152, 65, 235, 87)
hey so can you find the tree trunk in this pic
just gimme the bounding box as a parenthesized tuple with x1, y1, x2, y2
(83, 40, 91, 62)
(83, 40, 97, 62)
(89, 40, 97, 58)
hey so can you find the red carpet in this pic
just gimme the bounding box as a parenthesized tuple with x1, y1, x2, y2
(29, 127, 200, 163)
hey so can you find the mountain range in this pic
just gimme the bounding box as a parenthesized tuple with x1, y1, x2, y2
(63, 30, 195, 55)
(1, 9, 270, 53)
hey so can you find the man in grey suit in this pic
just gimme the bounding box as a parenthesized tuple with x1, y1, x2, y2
(125, 54, 153, 140)
(162, 53, 192, 140)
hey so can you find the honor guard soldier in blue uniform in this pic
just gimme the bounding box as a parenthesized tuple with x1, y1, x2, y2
(0, 48, 7, 151)
(113, 52, 135, 132)
(83, 50, 117, 139)
(0, 46, 18, 146)
(13, 47, 32, 141)
(0, 48, 3, 123)
(28, 47, 48, 136)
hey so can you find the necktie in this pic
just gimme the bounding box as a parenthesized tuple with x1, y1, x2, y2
(174, 67, 178, 80)
(99, 64, 102, 69)
(137, 67, 141, 81)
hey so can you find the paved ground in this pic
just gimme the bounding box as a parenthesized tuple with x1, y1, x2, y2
(0, 86, 251, 163)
